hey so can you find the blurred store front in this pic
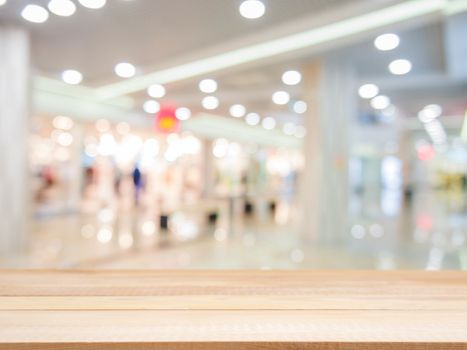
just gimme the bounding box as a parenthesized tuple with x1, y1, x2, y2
(0, 0, 466, 269)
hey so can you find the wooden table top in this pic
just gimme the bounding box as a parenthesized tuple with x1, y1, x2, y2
(0, 270, 466, 349)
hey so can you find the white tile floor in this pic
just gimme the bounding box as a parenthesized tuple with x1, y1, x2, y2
(2, 188, 466, 270)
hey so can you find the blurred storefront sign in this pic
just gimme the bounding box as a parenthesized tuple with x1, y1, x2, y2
(156, 105, 179, 134)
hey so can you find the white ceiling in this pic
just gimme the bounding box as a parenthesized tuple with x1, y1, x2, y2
(152, 20, 467, 121)
(1, 0, 466, 125)
(0, 0, 354, 84)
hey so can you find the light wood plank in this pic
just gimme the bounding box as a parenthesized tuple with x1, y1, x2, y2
(0, 270, 466, 349)
(1, 294, 466, 310)
(2, 343, 467, 350)
(1, 310, 467, 342)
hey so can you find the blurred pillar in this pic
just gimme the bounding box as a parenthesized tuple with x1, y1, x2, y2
(254, 148, 269, 221)
(202, 139, 215, 198)
(397, 128, 413, 241)
(444, 12, 467, 80)
(300, 59, 356, 242)
(0, 28, 30, 255)
(67, 124, 85, 211)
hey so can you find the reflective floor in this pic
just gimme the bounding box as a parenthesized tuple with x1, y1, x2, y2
(2, 187, 466, 270)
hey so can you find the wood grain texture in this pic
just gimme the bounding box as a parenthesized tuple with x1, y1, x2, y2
(0, 270, 466, 349)
(1, 343, 467, 350)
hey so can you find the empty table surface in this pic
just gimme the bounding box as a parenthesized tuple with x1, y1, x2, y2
(0, 270, 466, 349)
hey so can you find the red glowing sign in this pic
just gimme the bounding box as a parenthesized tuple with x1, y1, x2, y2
(416, 214, 433, 231)
(155, 105, 179, 134)
(417, 144, 435, 162)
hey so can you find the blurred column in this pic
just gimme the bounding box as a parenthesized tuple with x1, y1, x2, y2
(0, 28, 30, 255)
(202, 139, 215, 198)
(254, 148, 269, 221)
(300, 58, 356, 242)
(397, 128, 414, 241)
(444, 11, 467, 81)
(67, 123, 85, 211)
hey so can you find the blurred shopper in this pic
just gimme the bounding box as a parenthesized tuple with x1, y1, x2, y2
(132, 164, 143, 207)
(36, 166, 56, 203)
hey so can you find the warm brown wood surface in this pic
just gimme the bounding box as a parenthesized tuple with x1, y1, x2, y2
(0, 270, 466, 349)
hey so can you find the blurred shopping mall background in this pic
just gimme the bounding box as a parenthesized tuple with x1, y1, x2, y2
(0, 0, 466, 269)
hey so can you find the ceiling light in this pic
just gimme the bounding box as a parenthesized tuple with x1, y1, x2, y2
(115, 62, 136, 78)
(229, 104, 246, 118)
(262, 117, 276, 130)
(175, 107, 191, 121)
(97, 227, 112, 243)
(199, 79, 217, 93)
(418, 104, 442, 123)
(424, 104, 442, 117)
(95, 0, 445, 99)
(374, 33, 400, 51)
(239, 0, 265, 19)
(283, 123, 296, 135)
(143, 100, 160, 114)
(202, 96, 219, 110)
(371, 95, 391, 110)
(57, 132, 74, 147)
(294, 126, 307, 138)
(116, 122, 130, 134)
(53, 116, 74, 130)
(0, 0, 6, 6)
(282, 70, 302, 85)
(382, 105, 396, 118)
(245, 113, 260, 126)
(423, 119, 446, 144)
(147, 84, 166, 98)
(61, 70, 83, 85)
(48, 0, 76, 16)
(389, 59, 412, 75)
(358, 83, 379, 99)
(78, 0, 106, 9)
(21, 5, 49, 23)
(272, 91, 290, 105)
(417, 110, 431, 124)
(293, 100, 307, 114)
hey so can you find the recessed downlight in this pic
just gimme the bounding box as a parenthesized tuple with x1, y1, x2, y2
(389, 59, 412, 75)
(262, 117, 276, 130)
(245, 113, 260, 126)
(48, 0, 76, 16)
(78, 0, 106, 9)
(272, 91, 290, 105)
(21, 5, 49, 23)
(371, 95, 391, 110)
(115, 62, 136, 78)
(147, 84, 166, 98)
(199, 79, 217, 93)
(374, 33, 400, 51)
(62, 70, 83, 85)
(418, 104, 442, 123)
(175, 107, 191, 121)
(293, 100, 307, 114)
(143, 100, 160, 114)
(202, 96, 219, 110)
(358, 84, 379, 99)
(282, 70, 302, 85)
(239, 0, 265, 19)
(229, 104, 246, 118)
